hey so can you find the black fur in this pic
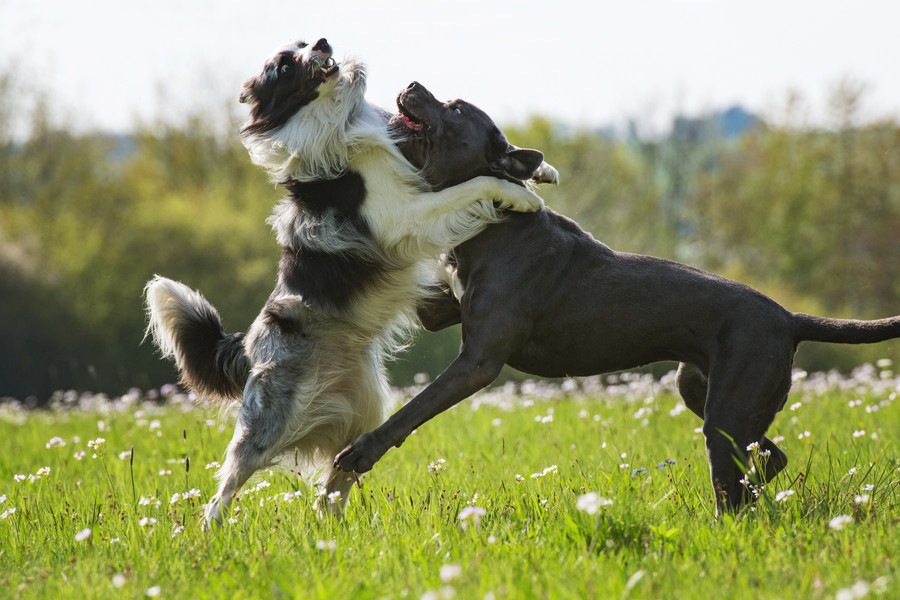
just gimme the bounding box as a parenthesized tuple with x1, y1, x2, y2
(334, 83, 900, 516)
(279, 173, 387, 312)
(239, 40, 331, 136)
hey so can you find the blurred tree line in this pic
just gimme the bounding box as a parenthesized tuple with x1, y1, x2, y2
(1, 73, 897, 402)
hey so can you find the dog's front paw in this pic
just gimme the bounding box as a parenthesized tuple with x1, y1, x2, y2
(334, 431, 388, 474)
(531, 161, 559, 185)
(494, 182, 545, 213)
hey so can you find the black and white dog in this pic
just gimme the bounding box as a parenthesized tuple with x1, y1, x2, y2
(333, 82, 900, 515)
(144, 39, 544, 524)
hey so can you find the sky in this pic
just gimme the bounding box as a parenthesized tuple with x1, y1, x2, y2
(1, 0, 899, 135)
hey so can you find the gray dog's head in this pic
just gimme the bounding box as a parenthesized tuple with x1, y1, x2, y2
(389, 81, 555, 191)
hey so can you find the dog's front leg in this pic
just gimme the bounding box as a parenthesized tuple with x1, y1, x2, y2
(416, 176, 544, 220)
(334, 351, 505, 472)
(335, 317, 521, 473)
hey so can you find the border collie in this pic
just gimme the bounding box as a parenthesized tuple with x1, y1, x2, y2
(144, 38, 544, 524)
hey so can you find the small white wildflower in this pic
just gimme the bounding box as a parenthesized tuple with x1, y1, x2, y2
(439, 564, 463, 583)
(109, 537, 121, 544)
(36, 467, 50, 478)
(1, 507, 16, 519)
(530, 465, 558, 479)
(847, 467, 858, 476)
(458, 506, 486, 528)
(74, 451, 86, 461)
(853, 494, 870, 504)
(514, 474, 525, 482)
(145, 586, 161, 597)
(0, 494, 6, 503)
(13, 474, 26, 483)
(112, 574, 126, 588)
(148, 420, 161, 431)
(852, 430, 866, 438)
(669, 404, 686, 417)
(828, 515, 853, 530)
(797, 431, 811, 439)
(774, 490, 795, 502)
(139, 517, 157, 527)
(862, 484, 874, 491)
(316, 539, 337, 551)
(87, 438, 106, 451)
(205, 461, 221, 470)
(788, 402, 802, 411)
(118, 450, 133, 460)
(576, 492, 613, 515)
(45, 436, 66, 449)
(491, 418, 503, 427)
(158, 470, 172, 476)
(836, 581, 871, 600)
(633, 407, 652, 419)
(746, 442, 761, 453)
(171, 525, 185, 537)
(428, 459, 447, 474)
(327, 491, 342, 504)
(74, 528, 91, 542)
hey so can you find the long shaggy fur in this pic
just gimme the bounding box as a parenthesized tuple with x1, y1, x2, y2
(144, 276, 249, 399)
(143, 39, 543, 524)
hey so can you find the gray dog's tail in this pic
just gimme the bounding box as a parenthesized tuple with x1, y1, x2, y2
(793, 313, 900, 345)
(144, 276, 250, 400)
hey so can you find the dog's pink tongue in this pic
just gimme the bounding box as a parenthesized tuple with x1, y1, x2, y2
(401, 114, 422, 130)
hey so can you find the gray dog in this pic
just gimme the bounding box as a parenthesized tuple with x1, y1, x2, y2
(335, 81, 900, 514)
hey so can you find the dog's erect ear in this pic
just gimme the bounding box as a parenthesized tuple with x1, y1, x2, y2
(493, 146, 544, 181)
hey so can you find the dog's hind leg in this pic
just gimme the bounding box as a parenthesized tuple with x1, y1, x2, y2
(701, 339, 794, 515)
(314, 468, 358, 518)
(204, 373, 297, 527)
(675, 362, 788, 484)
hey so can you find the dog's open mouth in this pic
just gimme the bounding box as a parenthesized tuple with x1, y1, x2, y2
(391, 102, 424, 132)
(311, 56, 339, 81)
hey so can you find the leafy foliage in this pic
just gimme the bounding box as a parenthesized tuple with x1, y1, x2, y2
(1, 74, 898, 400)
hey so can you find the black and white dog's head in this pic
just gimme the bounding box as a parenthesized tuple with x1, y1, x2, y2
(389, 81, 556, 191)
(239, 38, 379, 182)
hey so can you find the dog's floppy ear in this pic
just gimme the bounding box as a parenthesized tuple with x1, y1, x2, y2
(493, 146, 544, 181)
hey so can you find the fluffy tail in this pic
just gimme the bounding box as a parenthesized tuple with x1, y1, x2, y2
(793, 313, 900, 345)
(144, 276, 250, 400)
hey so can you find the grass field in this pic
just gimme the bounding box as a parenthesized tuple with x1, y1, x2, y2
(1, 365, 897, 599)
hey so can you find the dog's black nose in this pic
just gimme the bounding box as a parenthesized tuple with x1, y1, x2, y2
(312, 38, 330, 53)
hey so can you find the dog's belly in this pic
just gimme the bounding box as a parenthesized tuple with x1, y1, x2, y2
(507, 323, 700, 378)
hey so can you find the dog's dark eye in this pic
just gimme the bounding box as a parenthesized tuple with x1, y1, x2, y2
(281, 64, 291, 74)
(453, 107, 462, 115)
